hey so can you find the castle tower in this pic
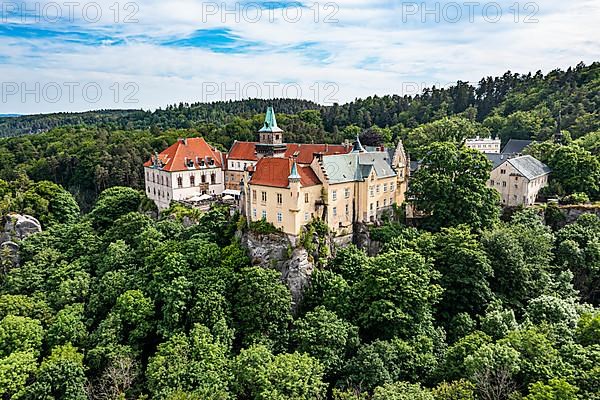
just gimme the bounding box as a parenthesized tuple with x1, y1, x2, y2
(256, 106, 287, 158)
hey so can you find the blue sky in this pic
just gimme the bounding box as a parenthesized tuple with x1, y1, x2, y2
(0, 0, 598, 113)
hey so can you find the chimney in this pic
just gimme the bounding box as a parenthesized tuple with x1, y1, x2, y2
(179, 138, 187, 145)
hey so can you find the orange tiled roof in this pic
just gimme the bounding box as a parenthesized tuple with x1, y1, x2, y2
(144, 137, 223, 172)
(228, 141, 258, 161)
(229, 141, 352, 164)
(250, 158, 321, 188)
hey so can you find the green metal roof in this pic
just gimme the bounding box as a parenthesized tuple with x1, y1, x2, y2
(259, 106, 283, 133)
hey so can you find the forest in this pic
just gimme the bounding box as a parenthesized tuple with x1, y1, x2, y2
(0, 167, 599, 399)
(0, 62, 598, 399)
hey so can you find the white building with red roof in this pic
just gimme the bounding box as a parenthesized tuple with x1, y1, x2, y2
(143, 137, 225, 209)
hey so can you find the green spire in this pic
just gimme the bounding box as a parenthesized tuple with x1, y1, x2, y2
(259, 106, 283, 133)
(288, 160, 301, 181)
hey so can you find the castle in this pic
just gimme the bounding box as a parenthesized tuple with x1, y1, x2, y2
(144, 107, 410, 238)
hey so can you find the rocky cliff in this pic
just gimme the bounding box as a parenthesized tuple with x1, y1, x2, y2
(0, 214, 42, 268)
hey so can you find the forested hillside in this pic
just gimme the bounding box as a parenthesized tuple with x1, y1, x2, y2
(2, 62, 599, 141)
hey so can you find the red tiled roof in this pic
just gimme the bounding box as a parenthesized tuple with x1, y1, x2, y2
(228, 141, 258, 161)
(229, 141, 352, 164)
(144, 137, 223, 172)
(249, 158, 321, 188)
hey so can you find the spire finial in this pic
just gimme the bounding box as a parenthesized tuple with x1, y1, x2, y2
(352, 134, 366, 153)
(288, 159, 301, 182)
(259, 106, 283, 133)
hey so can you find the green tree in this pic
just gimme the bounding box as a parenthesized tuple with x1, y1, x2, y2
(432, 380, 476, 400)
(342, 335, 438, 392)
(20, 180, 80, 227)
(406, 116, 487, 154)
(292, 306, 359, 376)
(433, 226, 493, 319)
(547, 145, 600, 198)
(524, 378, 578, 400)
(47, 303, 87, 348)
(576, 312, 600, 346)
(233, 345, 326, 400)
(372, 381, 434, 400)
(233, 267, 292, 352)
(0, 351, 37, 399)
(147, 324, 232, 399)
(27, 343, 88, 400)
(0, 315, 44, 357)
(407, 142, 500, 231)
(352, 249, 441, 340)
(88, 186, 142, 230)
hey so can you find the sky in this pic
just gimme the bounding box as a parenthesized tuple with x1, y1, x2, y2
(0, 0, 599, 114)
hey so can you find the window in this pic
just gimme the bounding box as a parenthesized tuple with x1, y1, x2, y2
(500, 169, 506, 174)
(344, 188, 350, 198)
(211, 173, 216, 184)
(502, 181, 507, 187)
(332, 190, 337, 201)
(177, 176, 183, 188)
(305, 193, 309, 203)
(261, 192, 267, 202)
(345, 204, 349, 214)
(370, 186, 374, 197)
(376, 185, 380, 194)
(376, 201, 379, 208)
(201, 174, 206, 183)
(190, 175, 195, 186)
(383, 183, 388, 192)
(253, 208, 257, 219)
(490, 179, 495, 186)
(147, 186, 150, 193)
(277, 212, 283, 223)
(252, 190, 257, 201)
(370, 203, 374, 210)
(390, 183, 395, 192)
(333, 207, 337, 217)
(277, 193, 283, 204)
(304, 212, 309, 221)
(262, 210, 267, 219)
(384, 199, 387, 206)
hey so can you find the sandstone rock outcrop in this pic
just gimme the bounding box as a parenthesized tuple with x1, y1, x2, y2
(0, 214, 43, 269)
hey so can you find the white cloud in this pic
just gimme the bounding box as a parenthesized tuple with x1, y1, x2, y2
(0, 0, 598, 113)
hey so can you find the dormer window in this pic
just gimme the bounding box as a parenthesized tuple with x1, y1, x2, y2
(208, 158, 214, 166)
(185, 158, 194, 168)
(199, 159, 205, 167)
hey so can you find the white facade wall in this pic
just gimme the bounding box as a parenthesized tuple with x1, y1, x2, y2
(488, 161, 549, 207)
(144, 166, 225, 210)
(466, 137, 501, 154)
